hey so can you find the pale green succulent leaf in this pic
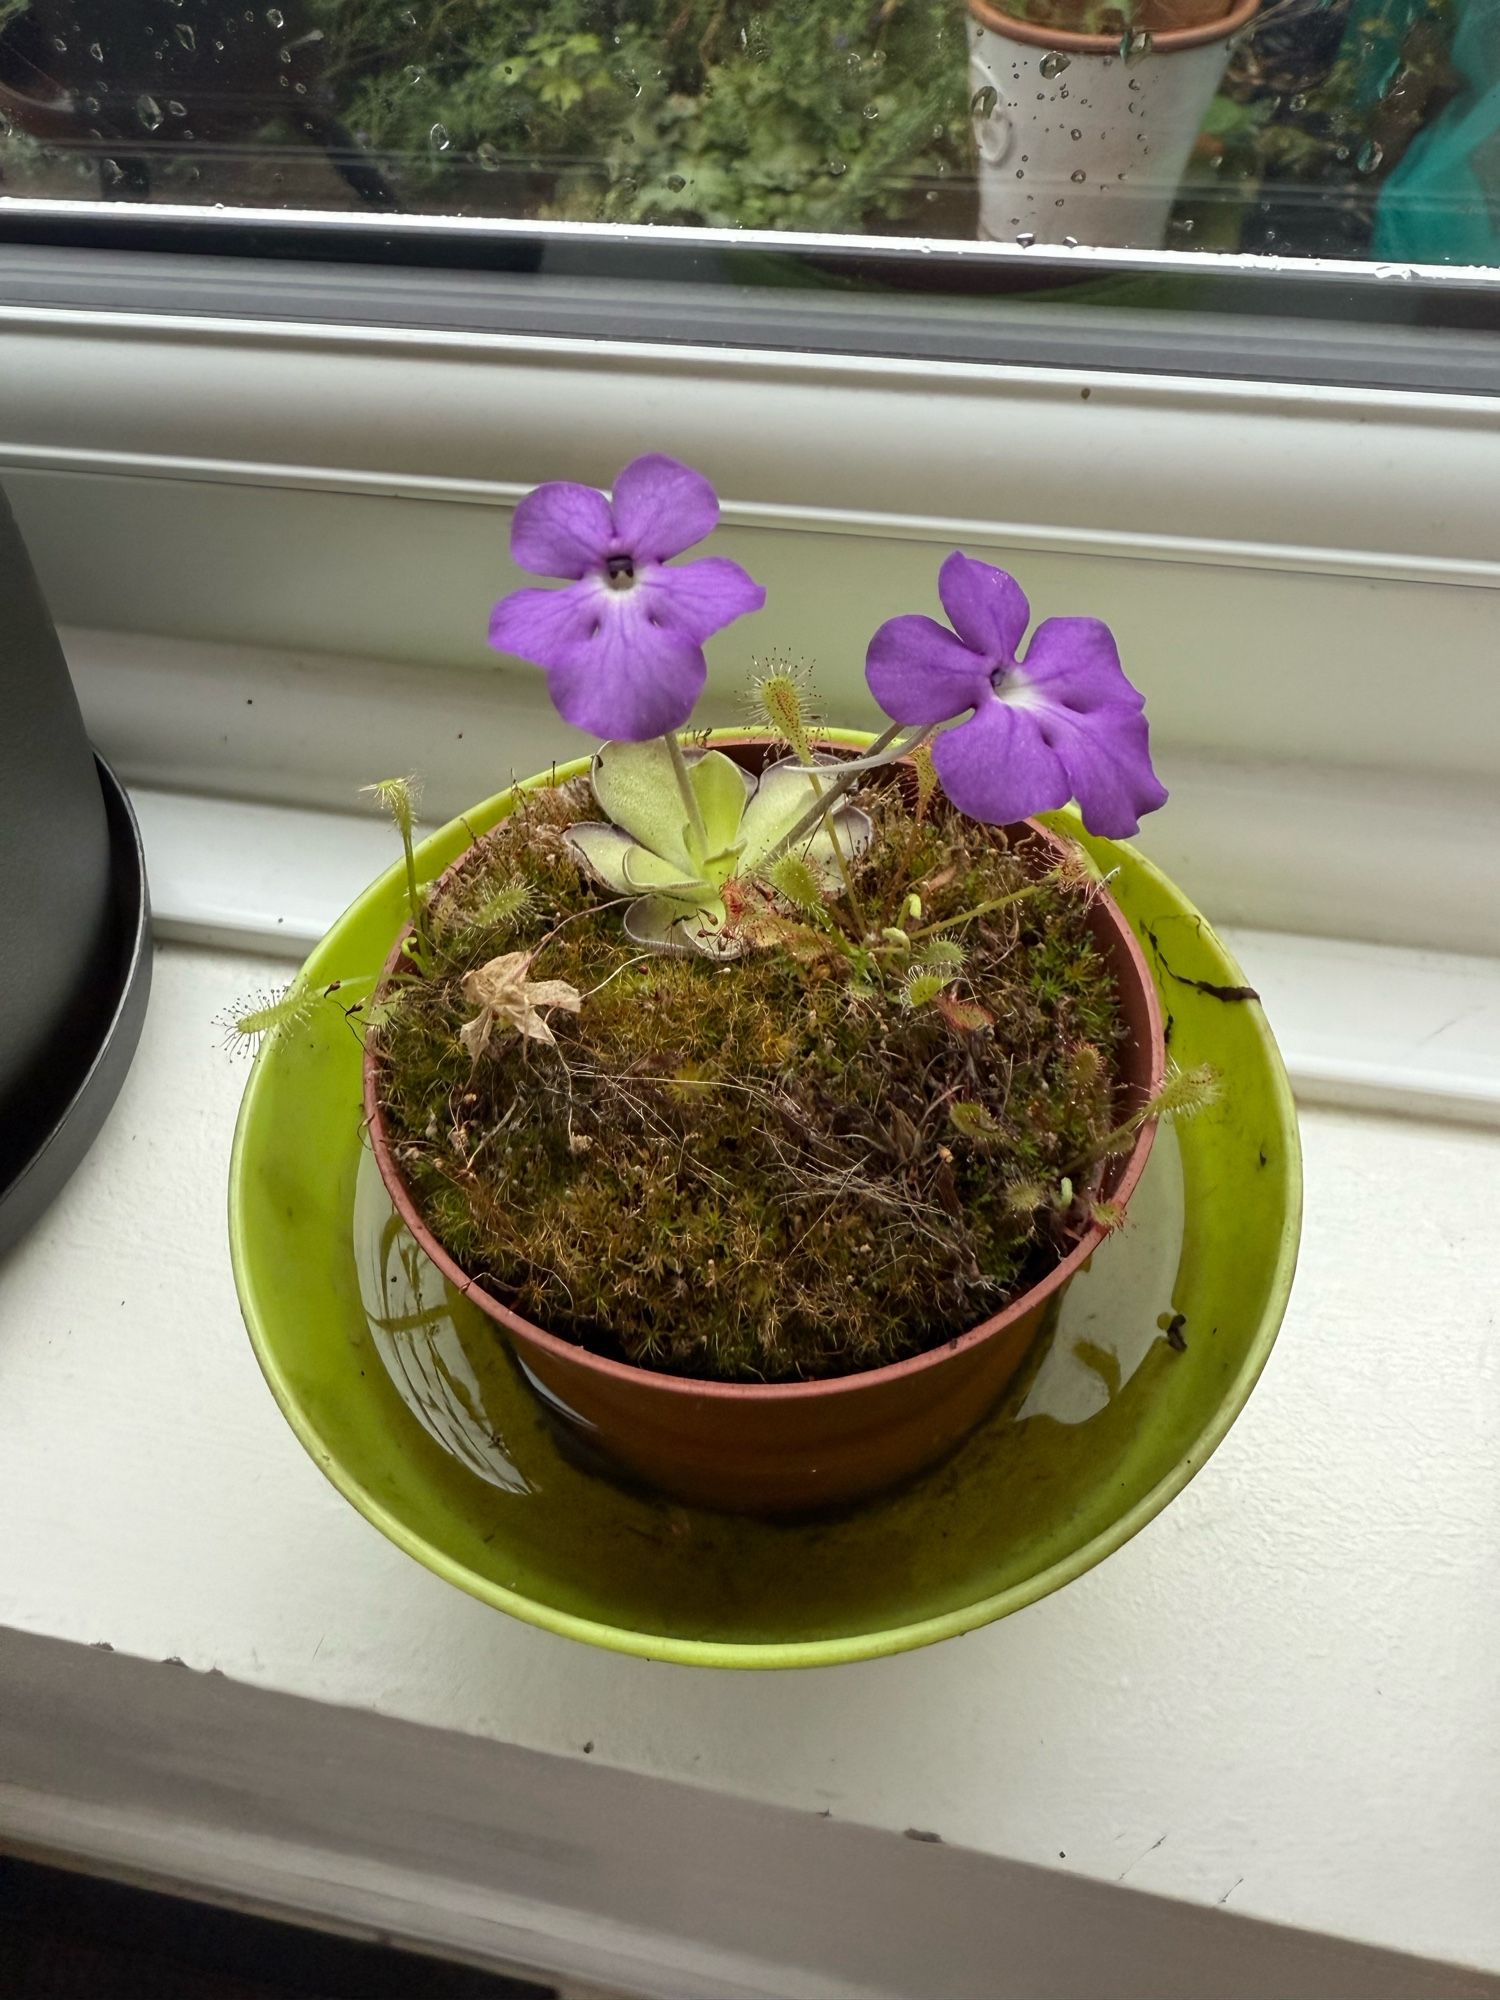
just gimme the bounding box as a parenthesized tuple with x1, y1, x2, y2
(700, 842, 747, 889)
(623, 892, 742, 961)
(737, 765, 874, 884)
(590, 740, 695, 876)
(690, 748, 754, 854)
(565, 822, 638, 895)
(804, 802, 875, 877)
(735, 757, 832, 867)
(622, 844, 712, 895)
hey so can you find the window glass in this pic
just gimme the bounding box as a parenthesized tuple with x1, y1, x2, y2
(0, 0, 1492, 267)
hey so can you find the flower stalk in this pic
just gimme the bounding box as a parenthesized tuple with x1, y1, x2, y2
(664, 730, 711, 859)
(362, 776, 432, 963)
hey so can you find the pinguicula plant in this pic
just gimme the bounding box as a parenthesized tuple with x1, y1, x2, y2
(241, 452, 1214, 1385)
(487, 460, 1167, 966)
(488, 453, 870, 958)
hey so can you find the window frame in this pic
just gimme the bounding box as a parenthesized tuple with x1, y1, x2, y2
(3, 281, 1498, 958)
(4, 193, 1500, 392)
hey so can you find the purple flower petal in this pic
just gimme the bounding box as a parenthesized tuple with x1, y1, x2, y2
(611, 454, 721, 564)
(644, 555, 766, 641)
(937, 551, 1029, 661)
(866, 553, 1166, 836)
(490, 573, 706, 740)
(931, 699, 1071, 826)
(865, 614, 994, 726)
(491, 457, 763, 740)
(489, 579, 590, 666)
(1017, 615, 1143, 713)
(509, 480, 616, 580)
(1009, 617, 1169, 838)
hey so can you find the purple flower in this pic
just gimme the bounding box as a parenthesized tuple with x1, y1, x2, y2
(489, 454, 766, 740)
(865, 552, 1168, 838)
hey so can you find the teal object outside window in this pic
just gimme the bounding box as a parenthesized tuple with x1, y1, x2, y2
(1375, 0, 1500, 265)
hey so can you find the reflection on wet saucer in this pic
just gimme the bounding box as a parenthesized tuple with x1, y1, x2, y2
(350, 1120, 1191, 1644)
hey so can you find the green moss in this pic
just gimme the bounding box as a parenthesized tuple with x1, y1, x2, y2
(373, 773, 1128, 1384)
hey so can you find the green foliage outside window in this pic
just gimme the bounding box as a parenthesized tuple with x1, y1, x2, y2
(317, 0, 970, 231)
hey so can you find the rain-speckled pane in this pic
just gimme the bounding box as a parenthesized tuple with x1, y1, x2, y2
(1, 1, 1492, 263)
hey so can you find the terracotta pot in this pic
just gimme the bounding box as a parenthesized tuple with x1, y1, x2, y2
(364, 741, 1164, 1517)
(967, 0, 1260, 250)
(997, 0, 1234, 28)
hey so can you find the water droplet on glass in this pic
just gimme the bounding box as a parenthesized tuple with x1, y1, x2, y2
(1070, 168, 1086, 183)
(1015, 229, 1035, 246)
(1289, 91, 1307, 111)
(51, 34, 67, 52)
(1357, 139, 1384, 174)
(266, 5, 284, 24)
(828, 158, 847, 177)
(102, 157, 125, 186)
(1070, 128, 1081, 140)
(862, 102, 879, 120)
(1063, 235, 1079, 246)
(168, 99, 186, 116)
(932, 122, 946, 139)
(429, 122, 450, 151)
(1039, 50, 1070, 79)
(136, 93, 164, 131)
(476, 141, 502, 172)
(175, 22, 195, 49)
(970, 84, 998, 119)
(924, 188, 938, 201)
(404, 64, 423, 84)
(666, 173, 686, 190)
(88, 39, 103, 60)
(1121, 29, 1152, 64)
(399, 7, 417, 23)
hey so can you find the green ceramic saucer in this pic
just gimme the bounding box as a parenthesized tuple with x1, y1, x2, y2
(229, 743, 1301, 1669)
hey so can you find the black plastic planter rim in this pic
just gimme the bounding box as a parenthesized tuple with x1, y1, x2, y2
(0, 754, 152, 1256)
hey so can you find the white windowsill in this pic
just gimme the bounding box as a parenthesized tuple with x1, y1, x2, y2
(1, 937, 1497, 1997)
